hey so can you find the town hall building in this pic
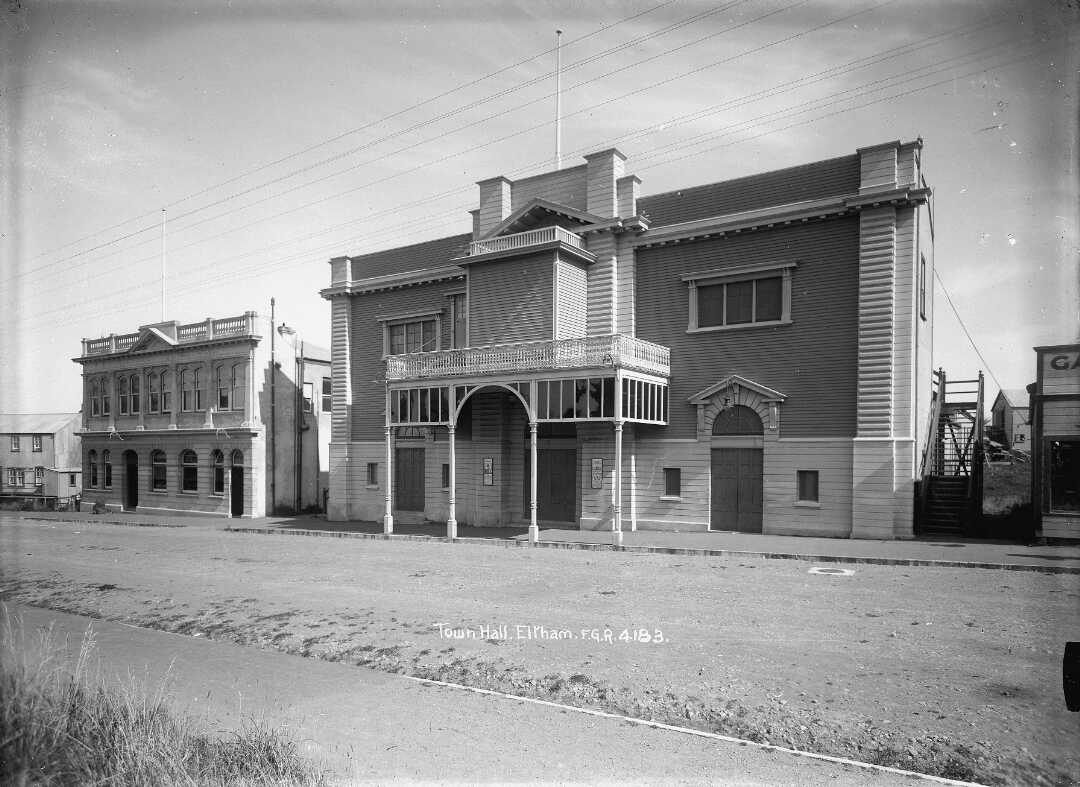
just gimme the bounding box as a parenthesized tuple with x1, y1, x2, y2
(322, 139, 935, 541)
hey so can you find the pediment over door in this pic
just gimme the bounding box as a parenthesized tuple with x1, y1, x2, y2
(688, 374, 786, 436)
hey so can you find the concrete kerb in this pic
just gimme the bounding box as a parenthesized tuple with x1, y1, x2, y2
(225, 526, 1080, 575)
(18, 515, 187, 529)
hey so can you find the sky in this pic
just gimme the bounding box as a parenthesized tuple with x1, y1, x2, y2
(2, 0, 1077, 415)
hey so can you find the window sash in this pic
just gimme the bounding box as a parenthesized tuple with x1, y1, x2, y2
(797, 470, 819, 502)
(32, 435, 42, 451)
(10, 436, 19, 451)
(152, 452, 167, 491)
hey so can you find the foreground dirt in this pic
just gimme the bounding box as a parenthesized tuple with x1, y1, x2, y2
(1, 518, 1077, 785)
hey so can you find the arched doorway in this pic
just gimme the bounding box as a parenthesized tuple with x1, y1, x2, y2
(122, 450, 139, 511)
(230, 450, 244, 517)
(710, 405, 763, 533)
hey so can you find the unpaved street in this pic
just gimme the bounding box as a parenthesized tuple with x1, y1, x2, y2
(1, 516, 1077, 785)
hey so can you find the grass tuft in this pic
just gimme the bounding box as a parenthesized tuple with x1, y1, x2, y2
(0, 607, 327, 786)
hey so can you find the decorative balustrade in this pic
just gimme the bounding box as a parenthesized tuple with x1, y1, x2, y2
(81, 312, 257, 355)
(464, 225, 584, 257)
(386, 334, 670, 381)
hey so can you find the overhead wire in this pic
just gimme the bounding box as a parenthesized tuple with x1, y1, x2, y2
(15, 0, 683, 271)
(29, 28, 1049, 331)
(15, 0, 884, 290)
(934, 269, 1006, 393)
(21, 10, 1034, 326)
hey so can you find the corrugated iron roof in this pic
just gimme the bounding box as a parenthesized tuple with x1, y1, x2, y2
(347, 233, 472, 281)
(0, 413, 81, 435)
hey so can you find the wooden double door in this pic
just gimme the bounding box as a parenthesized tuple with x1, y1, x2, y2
(524, 448, 577, 523)
(395, 447, 426, 512)
(710, 447, 763, 533)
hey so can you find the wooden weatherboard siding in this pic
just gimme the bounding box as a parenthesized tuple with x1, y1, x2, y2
(636, 217, 860, 439)
(347, 279, 463, 441)
(468, 251, 555, 347)
(555, 257, 588, 339)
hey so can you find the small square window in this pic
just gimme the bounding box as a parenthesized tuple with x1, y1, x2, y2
(367, 462, 378, 487)
(69, 474, 77, 486)
(797, 470, 819, 503)
(663, 467, 681, 498)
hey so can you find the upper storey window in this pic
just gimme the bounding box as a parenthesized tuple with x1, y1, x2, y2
(385, 316, 438, 356)
(684, 261, 794, 333)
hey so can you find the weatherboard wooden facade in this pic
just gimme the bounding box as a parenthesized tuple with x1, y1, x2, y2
(322, 140, 935, 540)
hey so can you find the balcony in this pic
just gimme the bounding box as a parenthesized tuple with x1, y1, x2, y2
(385, 334, 670, 382)
(459, 225, 587, 259)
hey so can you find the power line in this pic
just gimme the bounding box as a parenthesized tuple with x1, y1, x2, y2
(15, 0, 682, 272)
(27, 36, 1048, 332)
(11, 0, 882, 289)
(934, 269, 1006, 394)
(20, 15, 1037, 325)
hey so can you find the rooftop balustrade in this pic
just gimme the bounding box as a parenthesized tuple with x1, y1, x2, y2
(385, 334, 670, 382)
(81, 312, 258, 357)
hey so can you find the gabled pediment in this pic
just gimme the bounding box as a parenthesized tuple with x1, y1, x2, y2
(688, 375, 786, 405)
(482, 198, 604, 240)
(127, 327, 178, 354)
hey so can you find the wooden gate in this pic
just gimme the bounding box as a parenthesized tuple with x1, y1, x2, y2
(710, 447, 762, 533)
(395, 447, 425, 512)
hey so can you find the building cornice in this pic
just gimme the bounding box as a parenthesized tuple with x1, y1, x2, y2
(320, 265, 465, 299)
(634, 186, 930, 249)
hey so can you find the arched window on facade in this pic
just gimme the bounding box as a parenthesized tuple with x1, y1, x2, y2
(118, 376, 129, 414)
(161, 371, 172, 414)
(90, 380, 101, 416)
(212, 449, 225, 494)
(100, 378, 111, 416)
(231, 449, 244, 466)
(151, 450, 167, 491)
(181, 449, 198, 492)
(88, 450, 98, 488)
(130, 374, 140, 413)
(193, 368, 203, 411)
(711, 405, 764, 435)
(102, 449, 112, 488)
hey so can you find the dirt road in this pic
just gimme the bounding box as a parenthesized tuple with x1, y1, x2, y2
(1, 516, 1077, 784)
(9, 603, 935, 785)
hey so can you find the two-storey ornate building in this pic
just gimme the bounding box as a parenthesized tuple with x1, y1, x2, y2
(322, 140, 935, 540)
(75, 312, 330, 517)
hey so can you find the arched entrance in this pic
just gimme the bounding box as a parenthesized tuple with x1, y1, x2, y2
(710, 405, 763, 533)
(230, 450, 244, 517)
(122, 450, 139, 511)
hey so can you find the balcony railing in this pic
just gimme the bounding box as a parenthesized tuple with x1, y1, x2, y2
(463, 225, 585, 258)
(386, 334, 670, 381)
(81, 312, 258, 356)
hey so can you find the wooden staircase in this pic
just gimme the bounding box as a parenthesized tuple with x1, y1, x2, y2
(916, 370, 985, 537)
